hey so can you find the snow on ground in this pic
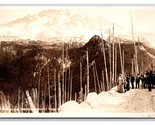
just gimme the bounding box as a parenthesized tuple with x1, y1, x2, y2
(59, 101, 80, 113)
(59, 86, 155, 117)
(59, 86, 134, 114)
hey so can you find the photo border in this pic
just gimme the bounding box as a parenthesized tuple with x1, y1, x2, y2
(0, 1, 155, 123)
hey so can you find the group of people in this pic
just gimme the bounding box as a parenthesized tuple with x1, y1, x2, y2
(117, 70, 155, 93)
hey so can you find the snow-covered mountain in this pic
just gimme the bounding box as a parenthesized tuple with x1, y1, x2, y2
(0, 9, 154, 48)
(0, 9, 112, 43)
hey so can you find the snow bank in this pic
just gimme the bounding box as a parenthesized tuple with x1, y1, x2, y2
(98, 92, 123, 105)
(79, 102, 92, 112)
(85, 92, 101, 108)
(59, 101, 80, 113)
(97, 86, 132, 105)
(59, 86, 135, 114)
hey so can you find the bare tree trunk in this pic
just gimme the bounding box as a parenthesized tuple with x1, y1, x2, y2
(84, 84, 87, 100)
(102, 70, 105, 91)
(115, 45, 117, 86)
(21, 92, 24, 113)
(32, 88, 35, 108)
(65, 44, 68, 102)
(54, 69, 57, 111)
(64, 71, 67, 103)
(35, 88, 38, 109)
(62, 42, 65, 104)
(94, 62, 101, 93)
(80, 58, 83, 102)
(134, 54, 136, 76)
(108, 32, 112, 90)
(47, 64, 51, 112)
(93, 64, 97, 92)
(75, 93, 77, 101)
(112, 24, 115, 88)
(41, 90, 44, 113)
(132, 58, 134, 74)
(80, 58, 83, 93)
(100, 29, 109, 90)
(67, 42, 70, 102)
(141, 58, 144, 74)
(58, 73, 61, 110)
(112, 23, 116, 87)
(7, 96, 11, 113)
(100, 26, 109, 90)
(123, 51, 125, 73)
(119, 40, 123, 75)
(26, 90, 38, 113)
(86, 49, 90, 95)
(17, 87, 20, 113)
(37, 73, 41, 110)
(112, 42, 115, 88)
(43, 90, 46, 112)
(122, 50, 125, 83)
(70, 71, 72, 101)
(131, 13, 138, 75)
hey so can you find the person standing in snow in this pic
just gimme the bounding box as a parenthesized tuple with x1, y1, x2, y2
(148, 70, 153, 92)
(140, 74, 145, 89)
(116, 74, 124, 93)
(136, 74, 140, 89)
(118, 74, 123, 85)
(126, 74, 130, 91)
(130, 73, 135, 89)
(152, 71, 155, 88)
(144, 70, 149, 88)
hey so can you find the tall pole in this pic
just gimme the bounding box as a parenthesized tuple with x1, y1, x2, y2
(100, 26, 109, 90)
(93, 64, 97, 92)
(102, 70, 105, 91)
(70, 71, 72, 100)
(47, 64, 51, 112)
(122, 50, 125, 81)
(112, 23, 115, 87)
(108, 28, 112, 89)
(86, 49, 90, 95)
(134, 54, 136, 76)
(80, 58, 83, 101)
(94, 62, 101, 93)
(131, 13, 138, 75)
(17, 87, 20, 113)
(58, 73, 61, 110)
(119, 40, 123, 75)
(21, 92, 24, 113)
(37, 73, 41, 110)
(41, 90, 44, 113)
(62, 41, 65, 104)
(115, 45, 117, 85)
(80, 58, 83, 92)
(68, 66, 71, 101)
(64, 70, 67, 103)
(54, 69, 57, 111)
(132, 58, 134, 74)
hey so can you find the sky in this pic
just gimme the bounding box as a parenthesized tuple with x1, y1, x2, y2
(0, 6, 155, 46)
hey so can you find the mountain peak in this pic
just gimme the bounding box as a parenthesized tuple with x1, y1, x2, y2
(82, 35, 109, 58)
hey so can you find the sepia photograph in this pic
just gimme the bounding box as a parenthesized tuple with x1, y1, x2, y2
(0, 5, 155, 118)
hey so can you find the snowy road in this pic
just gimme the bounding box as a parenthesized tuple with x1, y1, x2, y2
(93, 88, 155, 114)
(119, 89, 155, 113)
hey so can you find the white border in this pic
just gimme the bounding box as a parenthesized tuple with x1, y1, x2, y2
(0, 0, 155, 5)
(0, 1, 155, 125)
